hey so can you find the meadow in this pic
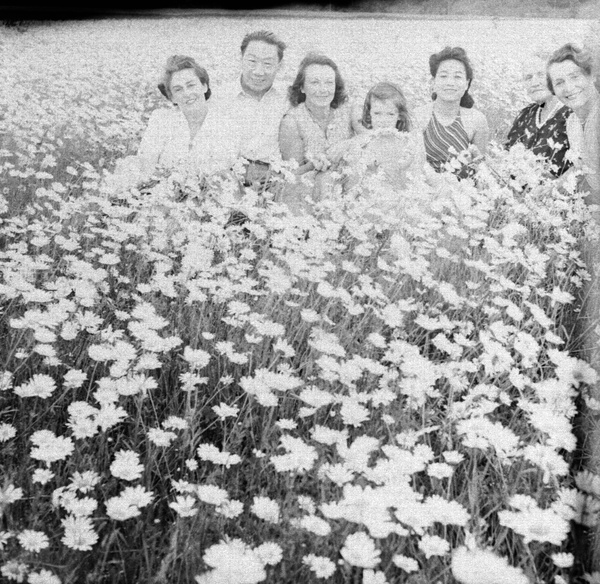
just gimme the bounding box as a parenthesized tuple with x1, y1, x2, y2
(0, 14, 599, 584)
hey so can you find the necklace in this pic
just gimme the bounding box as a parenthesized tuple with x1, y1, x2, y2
(536, 100, 561, 127)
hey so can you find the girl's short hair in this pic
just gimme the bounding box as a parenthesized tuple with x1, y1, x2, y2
(429, 46, 475, 108)
(361, 82, 411, 132)
(158, 55, 211, 102)
(546, 43, 593, 93)
(288, 52, 348, 109)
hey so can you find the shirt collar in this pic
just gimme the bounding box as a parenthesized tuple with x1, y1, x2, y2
(236, 76, 281, 100)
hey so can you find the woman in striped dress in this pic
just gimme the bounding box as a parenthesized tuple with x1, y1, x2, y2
(413, 47, 489, 179)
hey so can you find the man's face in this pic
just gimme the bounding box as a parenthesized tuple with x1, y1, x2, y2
(241, 40, 281, 95)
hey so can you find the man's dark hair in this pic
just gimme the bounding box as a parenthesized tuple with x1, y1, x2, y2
(241, 30, 286, 62)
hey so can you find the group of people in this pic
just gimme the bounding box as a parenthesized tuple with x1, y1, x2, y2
(120, 28, 600, 566)
(122, 29, 600, 215)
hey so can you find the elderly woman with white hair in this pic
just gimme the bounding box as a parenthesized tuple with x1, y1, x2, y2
(505, 54, 572, 177)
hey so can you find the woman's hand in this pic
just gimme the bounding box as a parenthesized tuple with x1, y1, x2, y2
(327, 139, 353, 164)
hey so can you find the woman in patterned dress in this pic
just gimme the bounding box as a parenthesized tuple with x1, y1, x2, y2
(279, 53, 358, 213)
(506, 55, 571, 177)
(413, 47, 489, 180)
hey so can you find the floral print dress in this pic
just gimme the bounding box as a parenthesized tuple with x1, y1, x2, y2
(505, 102, 572, 177)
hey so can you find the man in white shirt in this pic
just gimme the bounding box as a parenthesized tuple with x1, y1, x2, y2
(214, 30, 289, 189)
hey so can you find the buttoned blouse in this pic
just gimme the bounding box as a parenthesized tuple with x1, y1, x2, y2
(566, 94, 600, 199)
(281, 102, 354, 163)
(137, 106, 238, 174)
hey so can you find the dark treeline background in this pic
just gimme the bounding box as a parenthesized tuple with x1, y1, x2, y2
(1, 0, 599, 21)
(274, 0, 598, 17)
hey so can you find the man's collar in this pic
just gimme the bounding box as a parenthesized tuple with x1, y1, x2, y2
(237, 76, 281, 100)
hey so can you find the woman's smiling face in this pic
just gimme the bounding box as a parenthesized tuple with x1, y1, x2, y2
(302, 64, 336, 109)
(432, 59, 469, 103)
(548, 59, 595, 112)
(169, 68, 207, 112)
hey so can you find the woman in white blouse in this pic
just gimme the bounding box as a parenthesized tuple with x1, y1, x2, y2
(547, 44, 600, 570)
(135, 55, 237, 179)
(547, 44, 600, 204)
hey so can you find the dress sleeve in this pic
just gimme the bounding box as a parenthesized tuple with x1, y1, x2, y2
(137, 109, 168, 172)
(506, 106, 530, 149)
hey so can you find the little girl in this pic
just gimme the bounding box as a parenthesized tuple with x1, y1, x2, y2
(329, 82, 439, 222)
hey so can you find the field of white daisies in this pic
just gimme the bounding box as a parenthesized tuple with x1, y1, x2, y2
(2, 15, 600, 584)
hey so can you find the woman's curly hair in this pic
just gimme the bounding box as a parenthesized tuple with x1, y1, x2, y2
(288, 52, 348, 109)
(158, 55, 211, 102)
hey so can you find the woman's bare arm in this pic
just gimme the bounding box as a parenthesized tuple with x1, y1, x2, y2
(279, 114, 314, 175)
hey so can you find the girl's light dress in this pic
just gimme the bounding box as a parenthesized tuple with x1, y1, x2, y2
(335, 128, 434, 227)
